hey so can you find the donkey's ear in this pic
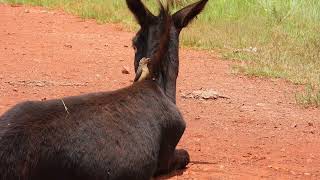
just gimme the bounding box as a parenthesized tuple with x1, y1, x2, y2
(172, 0, 208, 31)
(126, 0, 154, 26)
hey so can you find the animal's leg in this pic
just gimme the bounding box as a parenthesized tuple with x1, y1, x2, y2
(154, 120, 189, 176)
(169, 149, 190, 170)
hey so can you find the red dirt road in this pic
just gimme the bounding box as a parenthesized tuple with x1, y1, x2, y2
(0, 4, 319, 179)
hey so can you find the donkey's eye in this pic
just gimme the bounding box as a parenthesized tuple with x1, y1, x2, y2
(132, 45, 137, 53)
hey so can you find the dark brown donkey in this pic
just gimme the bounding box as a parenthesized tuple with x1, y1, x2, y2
(0, 0, 208, 179)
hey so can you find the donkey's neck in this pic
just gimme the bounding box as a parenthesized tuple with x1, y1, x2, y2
(160, 36, 179, 104)
(164, 76, 177, 104)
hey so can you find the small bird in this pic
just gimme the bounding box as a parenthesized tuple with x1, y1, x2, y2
(134, 57, 151, 82)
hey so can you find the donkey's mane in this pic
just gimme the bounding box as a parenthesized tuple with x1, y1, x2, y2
(149, 2, 172, 80)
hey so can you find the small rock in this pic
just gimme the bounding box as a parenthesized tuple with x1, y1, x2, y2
(13, 88, 18, 92)
(181, 89, 229, 100)
(24, 9, 30, 13)
(35, 83, 45, 87)
(291, 123, 297, 128)
(121, 66, 130, 74)
(10, 4, 21, 7)
(290, 171, 296, 175)
(243, 153, 252, 158)
(304, 172, 311, 176)
(195, 116, 201, 120)
(64, 44, 72, 48)
(308, 122, 313, 127)
(251, 47, 257, 52)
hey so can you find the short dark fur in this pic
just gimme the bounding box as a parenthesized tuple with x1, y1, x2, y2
(0, 0, 208, 179)
(131, 0, 208, 103)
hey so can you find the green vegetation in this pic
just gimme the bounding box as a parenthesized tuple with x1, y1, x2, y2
(1, 0, 320, 107)
(296, 83, 320, 107)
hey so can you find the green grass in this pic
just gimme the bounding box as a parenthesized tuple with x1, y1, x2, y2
(296, 83, 320, 107)
(1, 0, 320, 107)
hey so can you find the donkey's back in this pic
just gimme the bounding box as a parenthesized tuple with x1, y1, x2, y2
(0, 81, 183, 180)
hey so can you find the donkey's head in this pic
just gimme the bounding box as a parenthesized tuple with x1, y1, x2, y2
(126, 0, 208, 103)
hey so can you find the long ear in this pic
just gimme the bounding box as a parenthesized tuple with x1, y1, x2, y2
(126, 0, 155, 26)
(172, 0, 208, 31)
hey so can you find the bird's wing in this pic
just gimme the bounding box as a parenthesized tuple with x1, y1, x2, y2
(134, 68, 142, 82)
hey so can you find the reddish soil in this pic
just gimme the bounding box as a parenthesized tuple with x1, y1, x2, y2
(0, 4, 319, 180)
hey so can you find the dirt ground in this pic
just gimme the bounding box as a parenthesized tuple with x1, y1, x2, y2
(0, 4, 319, 180)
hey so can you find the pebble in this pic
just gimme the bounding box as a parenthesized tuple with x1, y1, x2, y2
(290, 171, 296, 175)
(64, 44, 72, 48)
(308, 122, 314, 127)
(121, 66, 130, 74)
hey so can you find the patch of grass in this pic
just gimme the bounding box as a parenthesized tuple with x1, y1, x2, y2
(0, 0, 160, 28)
(296, 84, 320, 107)
(1, 0, 134, 27)
(1, 0, 320, 106)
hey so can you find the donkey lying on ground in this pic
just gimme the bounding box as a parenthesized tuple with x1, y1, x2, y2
(0, 0, 208, 179)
